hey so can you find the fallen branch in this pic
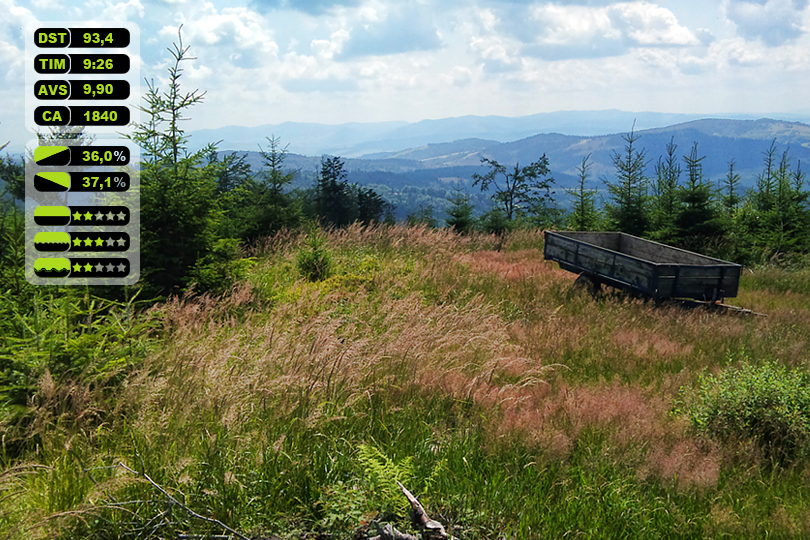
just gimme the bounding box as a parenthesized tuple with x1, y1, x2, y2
(117, 462, 251, 540)
(366, 482, 448, 540)
(398, 481, 447, 539)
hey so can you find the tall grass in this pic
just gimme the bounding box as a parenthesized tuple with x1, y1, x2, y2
(2, 226, 810, 538)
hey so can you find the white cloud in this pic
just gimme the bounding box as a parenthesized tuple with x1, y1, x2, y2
(724, 0, 809, 45)
(0, 0, 38, 81)
(100, 0, 145, 20)
(310, 29, 350, 59)
(158, 4, 279, 68)
(441, 65, 475, 87)
(2, 0, 808, 133)
(515, 2, 699, 59)
(338, 2, 442, 58)
(470, 30, 524, 72)
(251, 0, 362, 15)
(608, 2, 700, 46)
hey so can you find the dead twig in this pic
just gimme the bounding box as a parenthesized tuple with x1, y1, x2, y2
(398, 482, 447, 539)
(117, 462, 251, 540)
(366, 482, 449, 540)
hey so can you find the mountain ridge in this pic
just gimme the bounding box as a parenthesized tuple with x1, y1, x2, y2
(190, 110, 810, 158)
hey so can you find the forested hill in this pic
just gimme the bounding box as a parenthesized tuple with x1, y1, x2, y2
(220, 118, 810, 191)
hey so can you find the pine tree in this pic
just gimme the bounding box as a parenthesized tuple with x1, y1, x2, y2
(314, 155, 355, 227)
(310, 156, 392, 227)
(672, 142, 724, 253)
(355, 185, 392, 225)
(742, 146, 810, 260)
(445, 190, 474, 234)
(259, 135, 295, 194)
(217, 136, 302, 242)
(756, 140, 778, 202)
(771, 151, 809, 255)
(567, 154, 599, 230)
(130, 28, 221, 293)
(604, 127, 649, 236)
(721, 159, 741, 215)
(650, 137, 680, 242)
(209, 151, 252, 193)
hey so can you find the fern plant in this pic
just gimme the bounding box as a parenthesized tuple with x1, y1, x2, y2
(357, 443, 416, 516)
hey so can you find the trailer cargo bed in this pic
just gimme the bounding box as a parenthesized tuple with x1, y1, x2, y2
(544, 231, 741, 301)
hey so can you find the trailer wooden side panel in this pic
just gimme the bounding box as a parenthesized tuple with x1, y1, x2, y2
(544, 231, 741, 300)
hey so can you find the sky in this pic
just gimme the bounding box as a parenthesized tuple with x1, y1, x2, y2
(2, 0, 810, 146)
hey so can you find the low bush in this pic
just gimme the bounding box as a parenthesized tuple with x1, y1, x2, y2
(296, 231, 332, 281)
(679, 358, 810, 464)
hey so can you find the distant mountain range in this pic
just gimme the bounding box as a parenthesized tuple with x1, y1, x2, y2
(208, 116, 810, 220)
(223, 117, 810, 191)
(190, 109, 810, 158)
(9, 112, 808, 220)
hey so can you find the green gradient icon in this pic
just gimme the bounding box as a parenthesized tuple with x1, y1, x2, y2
(34, 205, 71, 225)
(34, 231, 70, 252)
(34, 171, 70, 191)
(34, 145, 70, 166)
(33, 257, 71, 277)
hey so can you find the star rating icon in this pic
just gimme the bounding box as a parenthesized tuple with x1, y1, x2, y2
(83, 238, 93, 247)
(116, 211, 126, 221)
(95, 237, 104, 247)
(69, 259, 129, 274)
(72, 211, 82, 221)
(95, 211, 104, 220)
(105, 211, 115, 220)
(73, 237, 82, 247)
(83, 211, 92, 221)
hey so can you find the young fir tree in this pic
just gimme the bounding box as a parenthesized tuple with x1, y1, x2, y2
(130, 27, 221, 293)
(672, 142, 724, 253)
(354, 185, 392, 225)
(259, 135, 295, 194)
(209, 151, 252, 193)
(741, 145, 810, 260)
(770, 151, 809, 255)
(790, 161, 810, 253)
(604, 127, 649, 236)
(650, 137, 681, 243)
(445, 189, 475, 234)
(566, 154, 599, 230)
(314, 155, 355, 227)
(721, 159, 741, 215)
(217, 135, 302, 241)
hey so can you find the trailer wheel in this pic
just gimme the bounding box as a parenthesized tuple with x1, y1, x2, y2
(572, 274, 602, 297)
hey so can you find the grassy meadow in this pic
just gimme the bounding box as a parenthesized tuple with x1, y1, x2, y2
(2, 226, 810, 538)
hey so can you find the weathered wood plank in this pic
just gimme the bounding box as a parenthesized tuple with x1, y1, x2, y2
(544, 230, 741, 300)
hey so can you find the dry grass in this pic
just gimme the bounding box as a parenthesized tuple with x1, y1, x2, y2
(75, 230, 810, 485)
(125, 282, 541, 446)
(5, 226, 810, 538)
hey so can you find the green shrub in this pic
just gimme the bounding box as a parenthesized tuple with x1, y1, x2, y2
(679, 359, 810, 464)
(296, 232, 332, 281)
(190, 237, 256, 293)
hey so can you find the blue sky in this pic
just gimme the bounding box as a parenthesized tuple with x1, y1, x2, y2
(2, 0, 810, 146)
